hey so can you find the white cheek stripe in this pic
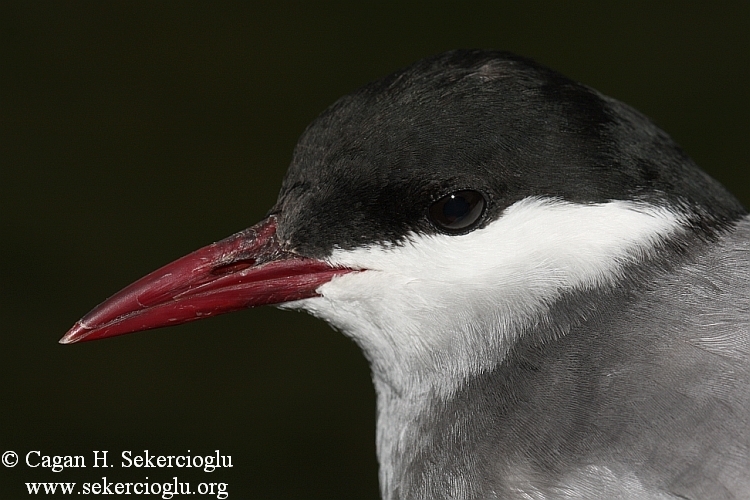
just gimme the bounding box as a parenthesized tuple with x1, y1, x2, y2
(283, 197, 686, 390)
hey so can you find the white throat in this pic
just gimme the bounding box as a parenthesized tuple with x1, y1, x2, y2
(282, 197, 686, 394)
(281, 197, 688, 497)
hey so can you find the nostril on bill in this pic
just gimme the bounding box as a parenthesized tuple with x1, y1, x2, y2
(211, 260, 256, 275)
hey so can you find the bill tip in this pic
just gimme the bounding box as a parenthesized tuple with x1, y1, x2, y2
(59, 323, 89, 344)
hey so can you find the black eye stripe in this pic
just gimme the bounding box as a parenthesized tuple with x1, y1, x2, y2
(428, 190, 486, 234)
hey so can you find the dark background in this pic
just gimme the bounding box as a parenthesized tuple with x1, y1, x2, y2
(1, 2, 747, 498)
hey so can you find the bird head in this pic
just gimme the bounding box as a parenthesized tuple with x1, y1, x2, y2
(62, 50, 745, 391)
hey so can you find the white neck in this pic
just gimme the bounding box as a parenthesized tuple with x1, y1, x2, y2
(281, 197, 688, 496)
(286, 198, 686, 390)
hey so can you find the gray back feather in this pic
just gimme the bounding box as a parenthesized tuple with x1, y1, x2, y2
(393, 218, 750, 500)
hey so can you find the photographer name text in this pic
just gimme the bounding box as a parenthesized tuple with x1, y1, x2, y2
(23, 450, 232, 473)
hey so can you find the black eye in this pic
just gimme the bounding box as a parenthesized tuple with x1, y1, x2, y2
(428, 190, 486, 233)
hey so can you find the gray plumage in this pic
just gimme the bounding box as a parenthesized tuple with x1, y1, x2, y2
(377, 218, 749, 499)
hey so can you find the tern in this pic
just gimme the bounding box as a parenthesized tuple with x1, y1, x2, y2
(63, 50, 750, 499)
